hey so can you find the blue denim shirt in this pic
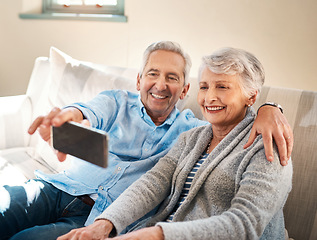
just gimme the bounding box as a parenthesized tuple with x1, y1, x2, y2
(35, 90, 207, 225)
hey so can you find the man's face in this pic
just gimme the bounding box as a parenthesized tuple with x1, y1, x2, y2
(137, 50, 189, 125)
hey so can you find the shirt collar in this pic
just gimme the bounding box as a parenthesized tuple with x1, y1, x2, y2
(137, 95, 180, 127)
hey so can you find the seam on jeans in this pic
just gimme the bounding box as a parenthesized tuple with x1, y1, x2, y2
(61, 197, 78, 217)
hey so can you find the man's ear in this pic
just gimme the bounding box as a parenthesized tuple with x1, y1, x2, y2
(136, 73, 141, 91)
(180, 83, 190, 100)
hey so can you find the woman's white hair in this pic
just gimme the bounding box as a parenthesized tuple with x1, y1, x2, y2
(199, 47, 265, 99)
(140, 41, 192, 85)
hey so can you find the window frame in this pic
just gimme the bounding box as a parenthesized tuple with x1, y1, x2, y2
(42, 0, 125, 15)
(19, 0, 127, 22)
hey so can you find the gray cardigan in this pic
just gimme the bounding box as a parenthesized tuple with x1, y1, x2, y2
(97, 109, 293, 240)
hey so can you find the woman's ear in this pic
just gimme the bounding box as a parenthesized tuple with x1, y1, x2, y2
(247, 91, 258, 106)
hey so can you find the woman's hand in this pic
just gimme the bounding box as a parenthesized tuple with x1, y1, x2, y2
(57, 219, 114, 240)
(244, 105, 293, 166)
(106, 226, 164, 240)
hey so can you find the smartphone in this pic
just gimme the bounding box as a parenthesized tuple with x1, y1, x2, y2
(52, 121, 108, 168)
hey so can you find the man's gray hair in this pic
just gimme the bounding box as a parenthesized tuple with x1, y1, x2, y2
(140, 41, 192, 84)
(199, 47, 265, 99)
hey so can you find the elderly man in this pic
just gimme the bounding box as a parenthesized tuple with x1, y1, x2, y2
(0, 41, 292, 240)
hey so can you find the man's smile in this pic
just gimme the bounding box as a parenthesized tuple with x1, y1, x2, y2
(151, 93, 168, 99)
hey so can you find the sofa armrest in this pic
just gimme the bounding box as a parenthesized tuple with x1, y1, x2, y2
(0, 95, 32, 149)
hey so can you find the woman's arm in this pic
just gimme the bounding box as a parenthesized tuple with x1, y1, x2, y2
(95, 133, 190, 234)
(156, 144, 293, 240)
(57, 155, 178, 240)
(96, 156, 177, 234)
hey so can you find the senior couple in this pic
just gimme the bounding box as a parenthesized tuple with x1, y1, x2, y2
(0, 41, 292, 240)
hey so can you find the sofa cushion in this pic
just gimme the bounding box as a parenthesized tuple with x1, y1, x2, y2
(0, 147, 63, 186)
(47, 47, 138, 108)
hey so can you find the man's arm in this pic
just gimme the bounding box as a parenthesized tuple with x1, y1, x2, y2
(244, 104, 293, 166)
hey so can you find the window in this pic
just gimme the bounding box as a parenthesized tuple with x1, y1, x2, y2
(19, 0, 126, 22)
(43, 0, 125, 15)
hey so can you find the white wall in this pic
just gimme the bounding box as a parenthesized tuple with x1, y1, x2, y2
(1, 0, 316, 96)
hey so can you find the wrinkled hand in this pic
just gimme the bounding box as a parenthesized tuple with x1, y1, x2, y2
(244, 105, 293, 166)
(28, 107, 86, 162)
(57, 219, 113, 240)
(106, 226, 164, 240)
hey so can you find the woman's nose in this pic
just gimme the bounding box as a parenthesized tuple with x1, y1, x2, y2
(205, 89, 217, 103)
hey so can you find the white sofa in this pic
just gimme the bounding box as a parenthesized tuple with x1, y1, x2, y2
(0, 47, 316, 240)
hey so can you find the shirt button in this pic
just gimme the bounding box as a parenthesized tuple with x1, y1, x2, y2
(98, 186, 104, 191)
(117, 167, 122, 171)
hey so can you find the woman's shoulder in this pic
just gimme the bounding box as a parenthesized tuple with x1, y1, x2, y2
(245, 136, 293, 176)
(178, 124, 212, 146)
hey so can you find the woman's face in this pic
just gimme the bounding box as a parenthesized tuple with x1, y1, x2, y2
(197, 67, 252, 130)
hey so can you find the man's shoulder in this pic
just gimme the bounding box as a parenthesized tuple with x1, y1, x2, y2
(97, 89, 139, 104)
(99, 89, 138, 98)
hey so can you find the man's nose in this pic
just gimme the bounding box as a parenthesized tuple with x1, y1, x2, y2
(155, 76, 167, 91)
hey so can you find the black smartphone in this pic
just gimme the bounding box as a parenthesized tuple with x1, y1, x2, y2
(52, 121, 108, 168)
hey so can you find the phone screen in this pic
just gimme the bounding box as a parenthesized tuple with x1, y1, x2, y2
(52, 121, 108, 168)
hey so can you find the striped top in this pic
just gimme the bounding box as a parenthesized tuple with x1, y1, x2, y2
(166, 151, 209, 222)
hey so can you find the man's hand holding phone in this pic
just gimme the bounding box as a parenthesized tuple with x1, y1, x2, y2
(28, 107, 108, 168)
(28, 107, 85, 162)
(52, 121, 108, 168)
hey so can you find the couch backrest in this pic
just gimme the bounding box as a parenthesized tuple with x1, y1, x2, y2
(254, 86, 317, 240)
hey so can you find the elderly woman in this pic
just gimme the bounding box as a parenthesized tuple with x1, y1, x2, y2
(59, 48, 293, 240)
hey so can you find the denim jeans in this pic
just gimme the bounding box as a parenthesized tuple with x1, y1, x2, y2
(0, 179, 92, 240)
